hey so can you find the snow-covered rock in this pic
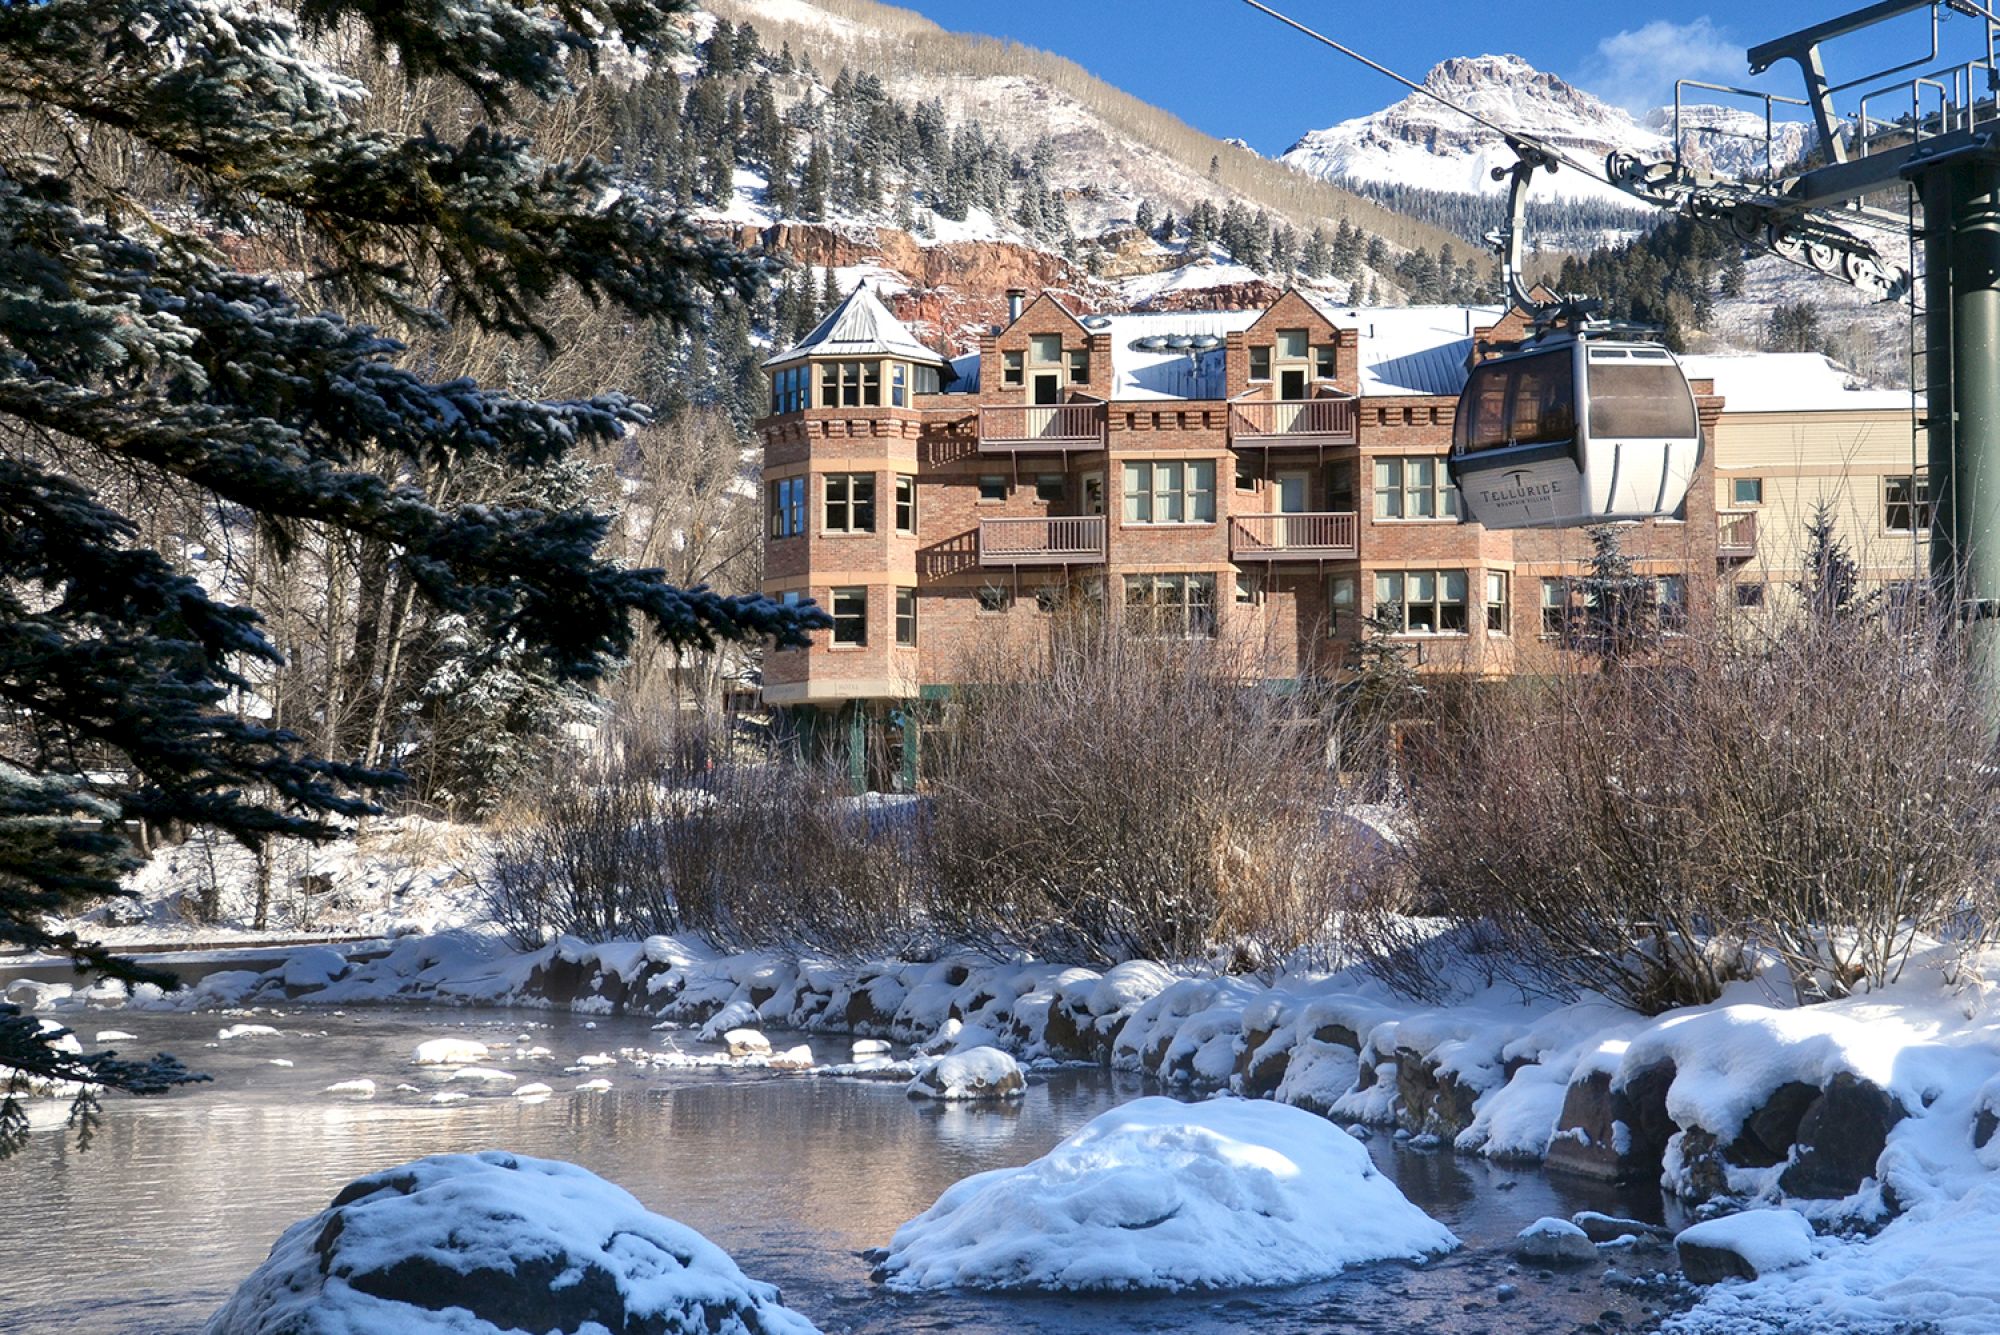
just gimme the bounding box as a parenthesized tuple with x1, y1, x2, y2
(512, 1082, 553, 1099)
(202, 1151, 820, 1334)
(410, 1038, 488, 1066)
(324, 1079, 375, 1098)
(1675, 1209, 1816, 1285)
(217, 1024, 280, 1042)
(906, 1048, 1024, 1102)
(724, 1028, 772, 1058)
(280, 947, 349, 991)
(876, 1096, 1457, 1291)
(769, 1045, 814, 1071)
(1514, 1216, 1596, 1266)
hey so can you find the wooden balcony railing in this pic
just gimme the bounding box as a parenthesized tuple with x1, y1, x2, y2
(1718, 508, 1758, 560)
(1229, 396, 1359, 444)
(978, 403, 1107, 450)
(978, 515, 1107, 565)
(1229, 512, 1359, 559)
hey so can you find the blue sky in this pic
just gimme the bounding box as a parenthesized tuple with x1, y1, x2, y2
(890, 1, 1966, 153)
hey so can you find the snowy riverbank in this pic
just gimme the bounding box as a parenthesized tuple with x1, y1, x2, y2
(15, 929, 2000, 1331)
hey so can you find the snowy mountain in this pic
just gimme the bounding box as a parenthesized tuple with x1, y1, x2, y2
(1282, 54, 1812, 211)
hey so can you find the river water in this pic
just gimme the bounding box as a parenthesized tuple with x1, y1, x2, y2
(0, 1005, 1692, 1333)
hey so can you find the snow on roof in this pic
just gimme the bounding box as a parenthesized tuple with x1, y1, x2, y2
(1308, 301, 1504, 398)
(1678, 352, 1918, 414)
(1095, 310, 1262, 400)
(766, 284, 949, 369)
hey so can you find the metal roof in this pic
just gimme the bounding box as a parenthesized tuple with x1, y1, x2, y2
(763, 285, 950, 369)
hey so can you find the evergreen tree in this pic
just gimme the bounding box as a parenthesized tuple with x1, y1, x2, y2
(0, 0, 821, 1148)
(704, 17, 736, 74)
(1133, 198, 1156, 235)
(1571, 526, 1660, 666)
(1347, 604, 1423, 742)
(1304, 225, 1332, 279)
(1720, 250, 1748, 299)
(821, 265, 843, 314)
(1794, 500, 1869, 622)
(1766, 299, 1826, 354)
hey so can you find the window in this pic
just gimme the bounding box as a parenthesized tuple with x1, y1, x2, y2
(914, 365, 942, 395)
(1315, 345, 1337, 380)
(824, 474, 876, 532)
(1034, 584, 1065, 613)
(1736, 581, 1766, 608)
(1002, 350, 1024, 386)
(1657, 574, 1687, 632)
(1122, 460, 1216, 523)
(1328, 460, 1356, 512)
(1236, 570, 1264, 605)
(1035, 472, 1066, 503)
(1589, 358, 1697, 439)
(818, 361, 881, 408)
(831, 588, 867, 645)
(1328, 575, 1356, 636)
(1067, 348, 1091, 383)
(1248, 346, 1271, 381)
(767, 476, 805, 539)
(891, 363, 908, 408)
(1485, 571, 1509, 634)
(1124, 573, 1217, 638)
(1886, 473, 1931, 532)
(1276, 328, 1308, 359)
(895, 475, 917, 532)
(978, 475, 1008, 502)
(1373, 457, 1458, 519)
(776, 590, 804, 651)
(976, 582, 1013, 614)
(1030, 334, 1063, 364)
(1235, 458, 1258, 491)
(1376, 570, 1468, 634)
(895, 588, 917, 646)
(770, 365, 809, 414)
(1731, 477, 1763, 506)
(1541, 577, 1571, 637)
(1453, 349, 1576, 452)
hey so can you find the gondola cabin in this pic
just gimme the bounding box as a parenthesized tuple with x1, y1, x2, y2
(1448, 335, 1701, 529)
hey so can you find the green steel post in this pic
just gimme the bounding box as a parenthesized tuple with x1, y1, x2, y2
(1922, 159, 2000, 684)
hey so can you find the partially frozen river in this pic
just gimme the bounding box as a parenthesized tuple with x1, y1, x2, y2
(0, 1006, 1691, 1332)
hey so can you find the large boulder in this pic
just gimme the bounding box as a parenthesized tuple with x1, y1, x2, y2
(907, 1047, 1025, 1102)
(1394, 1049, 1481, 1140)
(1779, 1073, 1906, 1200)
(203, 1151, 820, 1334)
(1545, 1060, 1676, 1183)
(1514, 1216, 1596, 1266)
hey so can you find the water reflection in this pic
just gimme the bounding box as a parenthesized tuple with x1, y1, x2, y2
(0, 1007, 1687, 1334)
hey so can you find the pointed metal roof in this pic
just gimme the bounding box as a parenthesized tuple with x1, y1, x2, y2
(764, 285, 950, 369)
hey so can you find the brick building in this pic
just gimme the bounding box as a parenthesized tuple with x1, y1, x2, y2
(758, 284, 1729, 785)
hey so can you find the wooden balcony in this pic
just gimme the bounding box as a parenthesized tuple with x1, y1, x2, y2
(978, 515, 1107, 565)
(1229, 396, 1359, 446)
(1230, 512, 1359, 560)
(1718, 508, 1758, 561)
(978, 403, 1106, 451)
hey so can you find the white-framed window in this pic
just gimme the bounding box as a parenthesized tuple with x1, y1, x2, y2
(1373, 457, 1458, 520)
(895, 588, 917, 646)
(1122, 460, 1216, 524)
(1375, 569, 1468, 634)
(1731, 476, 1763, 506)
(895, 475, 917, 533)
(1276, 328, 1308, 360)
(1541, 577, 1570, 637)
(890, 362, 909, 408)
(1657, 574, 1687, 632)
(1124, 573, 1217, 638)
(1328, 574, 1356, 637)
(767, 476, 805, 539)
(1030, 334, 1063, 364)
(831, 588, 867, 645)
(1886, 473, 1931, 532)
(823, 473, 876, 533)
(1485, 571, 1509, 634)
(818, 360, 881, 408)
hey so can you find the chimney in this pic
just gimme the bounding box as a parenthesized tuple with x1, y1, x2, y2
(1006, 289, 1026, 323)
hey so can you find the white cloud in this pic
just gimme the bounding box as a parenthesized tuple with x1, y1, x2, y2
(1582, 17, 1744, 115)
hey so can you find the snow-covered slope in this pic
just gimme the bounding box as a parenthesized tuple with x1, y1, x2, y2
(1282, 54, 1811, 209)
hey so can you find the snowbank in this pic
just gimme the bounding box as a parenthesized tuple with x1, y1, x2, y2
(203, 1151, 820, 1335)
(876, 1096, 1457, 1291)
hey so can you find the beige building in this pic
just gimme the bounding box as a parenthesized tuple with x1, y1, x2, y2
(1686, 353, 1928, 612)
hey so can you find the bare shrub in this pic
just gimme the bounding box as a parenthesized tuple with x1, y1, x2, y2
(1407, 606, 2000, 1012)
(483, 708, 918, 954)
(919, 620, 1372, 968)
